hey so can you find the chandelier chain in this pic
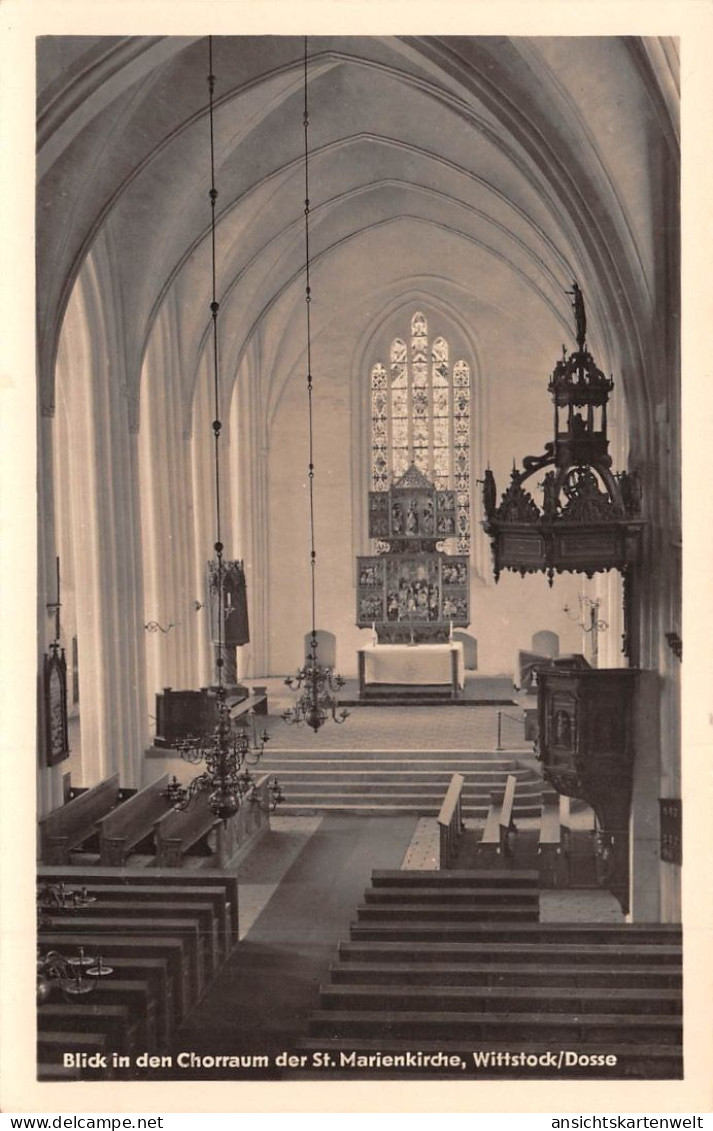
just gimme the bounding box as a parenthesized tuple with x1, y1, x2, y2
(281, 37, 349, 733)
(302, 36, 317, 648)
(207, 35, 225, 681)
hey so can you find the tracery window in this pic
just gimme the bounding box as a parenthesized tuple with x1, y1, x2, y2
(371, 312, 471, 554)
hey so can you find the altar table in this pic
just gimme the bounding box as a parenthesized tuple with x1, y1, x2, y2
(358, 642, 465, 699)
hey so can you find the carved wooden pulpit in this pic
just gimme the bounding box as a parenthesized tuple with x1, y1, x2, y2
(536, 656, 639, 913)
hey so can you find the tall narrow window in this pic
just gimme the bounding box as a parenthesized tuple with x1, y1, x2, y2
(370, 312, 471, 553)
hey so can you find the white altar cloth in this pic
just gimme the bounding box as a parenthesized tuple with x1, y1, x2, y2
(361, 642, 465, 689)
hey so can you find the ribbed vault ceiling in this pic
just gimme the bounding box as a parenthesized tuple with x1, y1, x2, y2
(37, 34, 678, 428)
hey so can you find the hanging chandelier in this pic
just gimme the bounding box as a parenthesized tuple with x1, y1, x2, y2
(163, 36, 279, 819)
(282, 38, 349, 734)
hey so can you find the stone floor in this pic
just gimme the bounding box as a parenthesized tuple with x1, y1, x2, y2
(250, 698, 528, 753)
(235, 815, 323, 938)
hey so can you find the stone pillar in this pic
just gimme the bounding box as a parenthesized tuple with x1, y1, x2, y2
(628, 670, 662, 921)
(37, 412, 66, 818)
(235, 337, 269, 676)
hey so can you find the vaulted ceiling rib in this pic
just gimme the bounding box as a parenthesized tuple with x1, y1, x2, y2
(37, 35, 677, 433)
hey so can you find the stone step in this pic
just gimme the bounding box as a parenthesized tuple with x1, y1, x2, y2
(330, 961, 683, 989)
(318, 983, 682, 1015)
(278, 794, 542, 811)
(278, 802, 543, 818)
(349, 922, 683, 945)
(267, 775, 542, 791)
(293, 1037, 682, 1078)
(308, 1009, 682, 1044)
(355, 903, 540, 923)
(259, 759, 534, 773)
(261, 750, 522, 762)
(371, 868, 540, 886)
(363, 886, 540, 905)
(339, 940, 682, 965)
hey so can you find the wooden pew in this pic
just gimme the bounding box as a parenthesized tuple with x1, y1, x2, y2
(65, 897, 220, 980)
(97, 773, 172, 866)
(39, 775, 121, 864)
(155, 781, 270, 870)
(437, 773, 465, 869)
(38, 865, 239, 949)
(37, 1002, 139, 1057)
(38, 1031, 114, 1080)
(538, 791, 571, 888)
(44, 881, 229, 961)
(39, 930, 188, 1022)
(154, 791, 223, 868)
(478, 774, 517, 862)
(229, 693, 268, 722)
(40, 912, 203, 1002)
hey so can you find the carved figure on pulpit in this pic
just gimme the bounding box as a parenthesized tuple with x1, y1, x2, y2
(392, 501, 404, 533)
(541, 470, 558, 520)
(421, 498, 434, 534)
(406, 501, 418, 534)
(553, 709, 572, 747)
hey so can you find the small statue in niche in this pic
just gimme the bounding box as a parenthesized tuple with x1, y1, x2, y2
(482, 469, 497, 519)
(392, 501, 404, 533)
(541, 470, 558, 520)
(406, 501, 419, 534)
(619, 469, 643, 516)
(553, 709, 572, 747)
(567, 281, 587, 350)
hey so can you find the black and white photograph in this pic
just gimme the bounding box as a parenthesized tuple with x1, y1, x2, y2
(2, 0, 712, 1117)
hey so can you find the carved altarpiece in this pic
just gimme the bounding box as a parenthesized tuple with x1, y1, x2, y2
(357, 464, 470, 643)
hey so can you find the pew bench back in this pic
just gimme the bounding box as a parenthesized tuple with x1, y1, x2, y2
(97, 774, 172, 866)
(39, 775, 121, 864)
(479, 773, 517, 860)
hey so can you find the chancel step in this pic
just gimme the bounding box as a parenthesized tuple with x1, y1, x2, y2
(256, 750, 542, 817)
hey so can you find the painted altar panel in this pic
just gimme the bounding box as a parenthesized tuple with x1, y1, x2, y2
(368, 488, 457, 541)
(356, 553, 469, 630)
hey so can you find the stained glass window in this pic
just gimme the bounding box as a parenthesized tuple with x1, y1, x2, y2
(370, 313, 471, 554)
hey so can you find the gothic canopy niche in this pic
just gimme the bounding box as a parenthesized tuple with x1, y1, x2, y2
(481, 285, 645, 587)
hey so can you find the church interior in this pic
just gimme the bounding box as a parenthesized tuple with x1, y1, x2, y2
(31, 34, 684, 1083)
